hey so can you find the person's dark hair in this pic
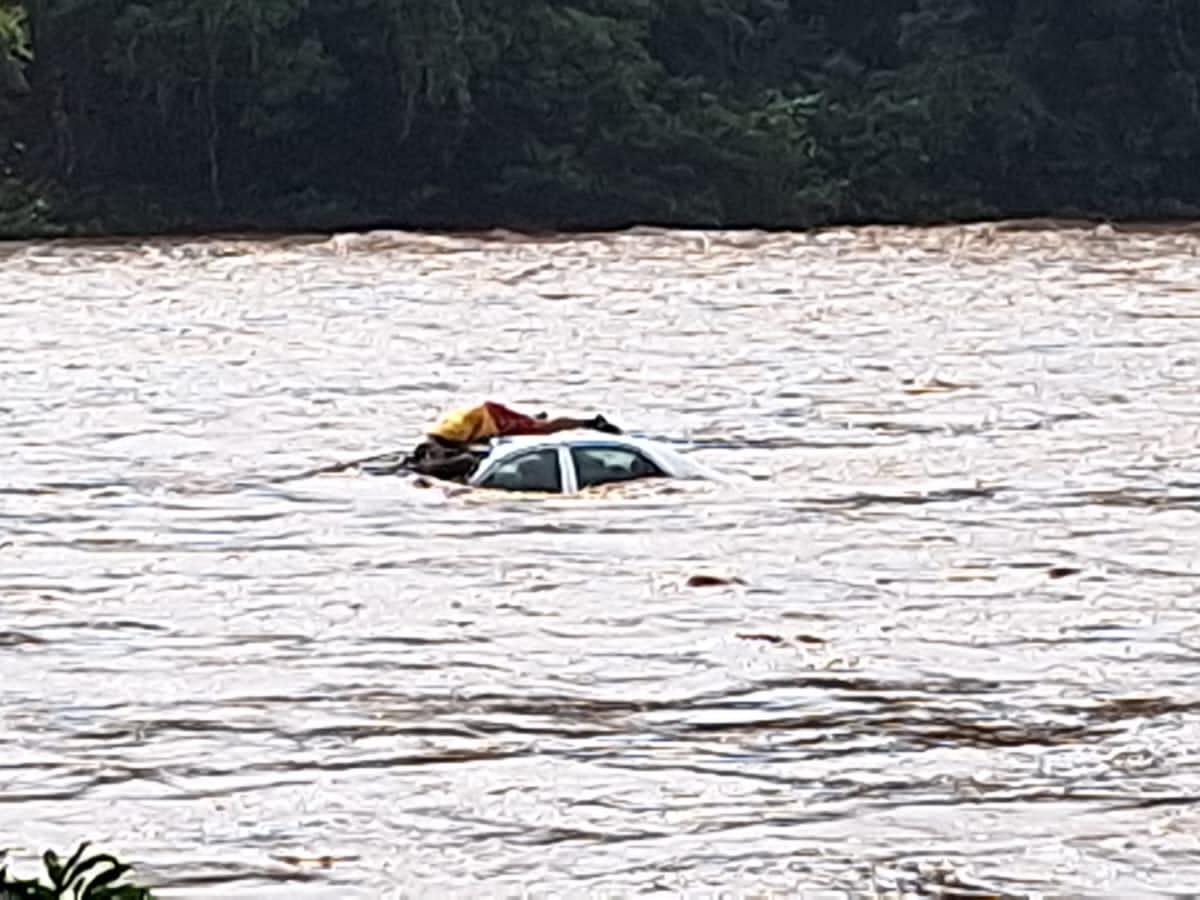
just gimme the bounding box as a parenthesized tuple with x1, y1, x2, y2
(414, 453, 480, 481)
(403, 440, 482, 481)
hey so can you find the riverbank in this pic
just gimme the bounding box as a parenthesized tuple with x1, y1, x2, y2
(8, 188, 1200, 247)
(5, 159, 1200, 242)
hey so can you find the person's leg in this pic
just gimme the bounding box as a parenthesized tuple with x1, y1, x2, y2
(557, 414, 621, 435)
(482, 402, 622, 436)
(535, 416, 594, 434)
(482, 402, 544, 435)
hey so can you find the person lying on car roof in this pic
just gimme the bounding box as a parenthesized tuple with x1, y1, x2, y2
(403, 401, 621, 481)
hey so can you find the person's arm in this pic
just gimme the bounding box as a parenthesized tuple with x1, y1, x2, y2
(530, 416, 592, 434)
(532, 415, 622, 435)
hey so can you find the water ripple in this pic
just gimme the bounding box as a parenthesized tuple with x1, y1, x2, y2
(3, 224, 1200, 896)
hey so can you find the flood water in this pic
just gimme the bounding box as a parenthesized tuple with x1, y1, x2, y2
(3, 222, 1200, 897)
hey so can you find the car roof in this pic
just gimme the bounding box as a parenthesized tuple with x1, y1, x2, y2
(489, 431, 661, 452)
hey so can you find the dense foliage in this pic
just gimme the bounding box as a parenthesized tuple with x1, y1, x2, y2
(0, 842, 154, 899)
(2, 0, 1199, 235)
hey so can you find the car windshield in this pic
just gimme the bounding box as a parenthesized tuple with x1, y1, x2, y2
(571, 445, 665, 488)
(479, 448, 562, 493)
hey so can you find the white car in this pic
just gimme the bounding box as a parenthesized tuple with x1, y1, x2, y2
(465, 432, 723, 494)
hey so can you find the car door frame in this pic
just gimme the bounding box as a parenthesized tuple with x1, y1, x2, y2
(562, 440, 668, 492)
(472, 444, 575, 494)
(557, 443, 579, 494)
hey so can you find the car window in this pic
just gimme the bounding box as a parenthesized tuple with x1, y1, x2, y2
(571, 446, 665, 489)
(479, 448, 562, 493)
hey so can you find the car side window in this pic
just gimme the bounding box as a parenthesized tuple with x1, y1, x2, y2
(571, 446, 665, 489)
(479, 448, 562, 493)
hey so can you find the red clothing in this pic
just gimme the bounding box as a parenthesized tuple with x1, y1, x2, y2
(428, 402, 540, 443)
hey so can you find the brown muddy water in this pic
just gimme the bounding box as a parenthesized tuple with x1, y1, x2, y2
(2, 223, 1200, 898)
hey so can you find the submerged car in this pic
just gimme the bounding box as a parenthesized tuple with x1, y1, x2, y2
(356, 432, 720, 493)
(465, 433, 721, 493)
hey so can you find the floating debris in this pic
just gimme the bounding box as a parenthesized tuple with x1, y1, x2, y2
(686, 574, 747, 588)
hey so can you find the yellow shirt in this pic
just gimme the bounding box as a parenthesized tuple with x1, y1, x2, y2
(428, 404, 499, 443)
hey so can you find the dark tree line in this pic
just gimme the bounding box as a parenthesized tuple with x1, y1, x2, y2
(2, 0, 1200, 236)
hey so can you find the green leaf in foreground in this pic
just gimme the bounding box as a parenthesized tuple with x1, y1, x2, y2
(0, 844, 154, 900)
